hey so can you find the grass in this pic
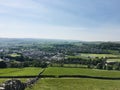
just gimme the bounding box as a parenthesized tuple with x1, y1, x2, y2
(107, 59, 120, 62)
(63, 64, 87, 68)
(0, 67, 42, 76)
(0, 79, 8, 84)
(0, 78, 27, 84)
(43, 67, 120, 78)
(9, 53, 21, 57)
(26, 78, 120, 90)
(51, 64, 87, 68)
(80, 53, 119, 58)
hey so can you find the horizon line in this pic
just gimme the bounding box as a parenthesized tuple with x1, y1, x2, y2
(0, 37, 120, 42)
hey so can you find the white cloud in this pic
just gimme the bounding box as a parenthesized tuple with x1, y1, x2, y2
(0, 0, 49, 18)
(0, 0, 45, 9)
(0, 0, 120, 41)
(0, 19, 120, 41)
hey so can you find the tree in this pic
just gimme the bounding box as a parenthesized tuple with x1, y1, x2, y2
(0, 61, 7, 68)
(41, 62, 48, 68)
(106, 65, 113, 70)
(10, 62, 23, 68)
(113, 62, 120, 70)
(23, 61, 30, 67)
(96, 63, 103, 69)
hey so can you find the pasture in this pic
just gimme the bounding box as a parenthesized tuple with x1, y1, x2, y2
(9, 53, 21, 57)
(43, 67, 120, 78)
(0, 78, 27, 84)
(51, 64, 87, 68)
(63, 64, 87, 68)
(26, 78, 120, 90)
(0, 67, 42, 76)
(107, 59, 120, 62)
(80, 53, 119, 58)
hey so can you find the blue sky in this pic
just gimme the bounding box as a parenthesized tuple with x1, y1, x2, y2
(0, 0, 120, 41)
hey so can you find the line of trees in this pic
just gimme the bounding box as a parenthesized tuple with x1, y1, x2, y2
(50, 57, 120, 71)
(0, 60, 48, 68)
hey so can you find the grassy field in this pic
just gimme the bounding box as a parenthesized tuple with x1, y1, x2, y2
(63, 64, 87, 68)
(0, 78, 27, 84)
(43, 67, 120, 78)
(80, 53, 119, 58)
(26, 78, 120, 90)
(0, 67, 42, 76)
(51, 64, 87, 68)
(0, 79, 8, 84)
(107, 59, 120, 62)
(9, 53, 21, 57)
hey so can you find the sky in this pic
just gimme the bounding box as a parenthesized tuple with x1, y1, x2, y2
(0, 0, 120, 41)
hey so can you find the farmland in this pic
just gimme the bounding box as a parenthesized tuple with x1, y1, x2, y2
(0, 79, 8, 84)
(0, 67, 42, 76)
(9, 53, 21, 57)
(0, 78, 27, 84)
(1, 67, 120, 78)
(107, 59, 120, 62)
(1, 66, 120, 90)
(51, 64, 88, 68)
(63, 64, 87, 68)
(43, 67, 120, 78)
(80, 53, 120, 58)
(25, 78, 120, 90)
(0, 39, 120, 89)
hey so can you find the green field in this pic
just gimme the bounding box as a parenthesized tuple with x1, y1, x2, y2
(0, 67, 42, 76)
(63, 64, 87, 68)
(80, 53, 119, 58)
(0, 79, 8, 84)
(1, 67, 120, 90)
(51, 64, 87, 68)
(9, 53, 21, 57)
(43, 67, 120, 78)
(26, 78, 120, 90)
(0, 78, 27, 84)
(107, 59, 120, 62)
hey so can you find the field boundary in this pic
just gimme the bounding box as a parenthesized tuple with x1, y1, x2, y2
(1, 74, 120, 80)
(24, 68, 46, 87)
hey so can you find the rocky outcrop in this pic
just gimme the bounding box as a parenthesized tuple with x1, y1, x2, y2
(0, 79, 26, 90)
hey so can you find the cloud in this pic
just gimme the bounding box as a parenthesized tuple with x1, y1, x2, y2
(0, 0, 46, 9)
(0, 0, 49, 20)
(0, 19, 120, 41)
(0, 0, 120, 41)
